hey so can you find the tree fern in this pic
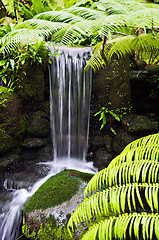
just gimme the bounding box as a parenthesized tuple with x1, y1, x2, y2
(65, 6, 106, 20)
(0, 29, 43, 55)
(88, 33, 159, 71)
(14, 19, 70, 39)
(123, 132, 159, 151)
(128, 8, 159, 28)
(67, 133, 159, 239)
(34, 10, 84, 24)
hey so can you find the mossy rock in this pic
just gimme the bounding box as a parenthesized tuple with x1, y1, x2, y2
(0, 86, 26, 156)
(122, 114, 159, 134)
(13, 62, 45, 106)
(24, 170, 93, 213)
(26, 111, 50, 138)
(23, 169, 93, 239)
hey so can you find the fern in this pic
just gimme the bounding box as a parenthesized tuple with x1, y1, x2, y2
(84, 160, 159, 197)
(81, 213, 159, 240)
(0, 29, 43, 55)
(65, 6, 106, 20)
(128, 8, 159, 28)
(67, 133, 159, 239)
(34, 10, 84, 24)
(15, 19, 70, 39)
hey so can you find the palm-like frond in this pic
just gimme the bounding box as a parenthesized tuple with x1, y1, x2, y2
(88, 33, 159, 71)
(85, 41, 105, 72)
(81, 213, 159, 240)
(108, 144, 159, 169)
(0, 29, 43, 55)
(68, 183, 159, 231)
(34, 10, 84, 24)
(123, 132, 159, 151)
(68, 133, 159, 239)
(128, 8, 159, 29)
(65, 6, 106, 20)
(14, 19, 70, 39)
(51, 19, 99, 46)
(84, 160, 159, 197)
(92, 0, 146, 14)
(107, 33, 159, 60)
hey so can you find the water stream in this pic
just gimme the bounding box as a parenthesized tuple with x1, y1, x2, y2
(0, 45, 96, 240)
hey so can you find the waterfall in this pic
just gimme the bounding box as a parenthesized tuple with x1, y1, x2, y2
(48, 45, 92, 167)
(0, 45, 95, 240)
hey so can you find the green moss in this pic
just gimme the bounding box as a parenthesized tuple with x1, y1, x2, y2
(24, 170, 93, 213)
(0, 86, 14, 109)
(22, 218, 72, 240)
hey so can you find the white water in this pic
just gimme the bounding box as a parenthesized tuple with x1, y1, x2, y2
(0, 45, 96, 240)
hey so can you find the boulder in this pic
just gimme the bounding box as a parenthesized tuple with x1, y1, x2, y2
(22, 170, 93, 240)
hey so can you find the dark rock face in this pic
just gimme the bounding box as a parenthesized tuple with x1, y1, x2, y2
(89, 67, 159, 168)
(27, 116, 50, 138)
(13, 62, 46, 107)
(0, 87, 25, 156)
(92, 56, 131, 110)
(122, 114, 159, 134)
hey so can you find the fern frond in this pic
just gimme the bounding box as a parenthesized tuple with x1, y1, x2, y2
(92, 0, 146, 14)
(81, 213, 159, 240)
(88, 32, 159, 71)
(14, 19, 70, 39)
(99, 14, 128, 36)
(108, 144, 159, 169)
(84, 160, 159, 197)
(52, 20, 99, 46)
(34, 10, 84, 24)
(0, 29, 43, 55)
(85, 41, 105, 72)
(66, 7, 106, 20)
(69, 183, 159, 233)
(123, 133, 159, 152)
(128, 8, 159, 28)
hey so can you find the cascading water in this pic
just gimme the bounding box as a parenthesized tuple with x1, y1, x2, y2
(48, 45, 93, 169)
(0, 45, 96, 240)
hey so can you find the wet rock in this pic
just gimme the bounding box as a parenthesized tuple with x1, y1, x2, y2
(27, 112, 50, 138)
(92, 56, 131, 111)
(112, 128, 137, 154)
(14, 62, 46, 107)
(91, 135, 106, 148)
(122, 114, 159, 134)
(22, 138, 48, 149)
(94, 149, 112, 170)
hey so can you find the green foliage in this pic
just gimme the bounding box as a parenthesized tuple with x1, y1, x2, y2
(67, 133, 159, 239)
(0, 40, 48, 88)
(94, 103, 130, 134)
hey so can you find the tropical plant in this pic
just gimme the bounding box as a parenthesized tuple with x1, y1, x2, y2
(0, 39, 48, 87)
(0, 0, 159, 55)
(67, 132, 159, 239)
